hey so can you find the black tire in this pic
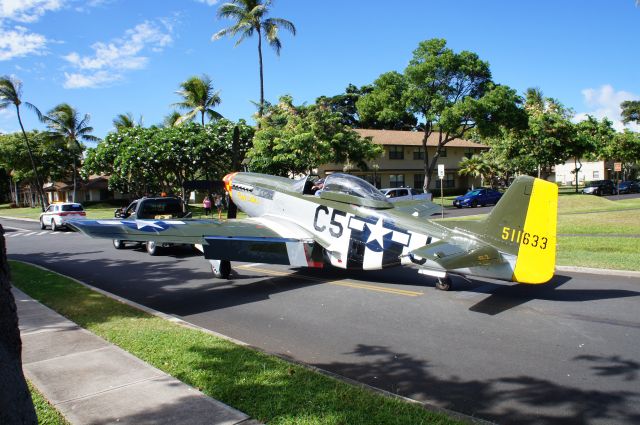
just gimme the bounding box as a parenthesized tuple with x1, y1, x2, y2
(40, 219, 46, 230)
(471, 200, 478, 208)
(211, 260, 231, 279)
(436, 277, 452, 291)
(146, 241, 161, 256)
(113, 239, 124, 249)
(456, 205, 462, 209)
(51, 220, 58, 232)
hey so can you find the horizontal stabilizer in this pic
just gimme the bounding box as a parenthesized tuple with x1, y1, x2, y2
(411, 241, 504, 270)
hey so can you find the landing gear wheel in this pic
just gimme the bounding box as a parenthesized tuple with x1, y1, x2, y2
(436, 276, 452, 291)
(113, 239, 124, 249)
(40, 219, 46, 230)
(211, 260, 231, 279)
(146, 241, 161, 256)
(51, 220, 58, 232)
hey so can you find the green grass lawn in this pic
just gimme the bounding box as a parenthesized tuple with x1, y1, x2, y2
(28, 381, 69, 425)
(11, 261, 460, 425)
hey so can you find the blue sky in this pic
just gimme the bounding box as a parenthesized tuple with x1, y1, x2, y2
(1, 0, 639, 142)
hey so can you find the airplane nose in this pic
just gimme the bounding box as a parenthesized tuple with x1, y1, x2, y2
(223, 172, 238, 197)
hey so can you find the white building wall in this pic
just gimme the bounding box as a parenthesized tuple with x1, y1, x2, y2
(554, 160, 606, 185)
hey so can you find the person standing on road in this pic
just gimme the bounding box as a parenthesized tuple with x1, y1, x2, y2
(203, 195, 212, 216)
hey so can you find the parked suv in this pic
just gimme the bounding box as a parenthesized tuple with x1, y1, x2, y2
(113, 196, 191, 255)
(582, 180, 617, 196)
(40, 202, 86, 231)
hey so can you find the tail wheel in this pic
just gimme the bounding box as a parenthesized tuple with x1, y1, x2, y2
(436, 276, 452, 291)
(113, 239, 124, 249)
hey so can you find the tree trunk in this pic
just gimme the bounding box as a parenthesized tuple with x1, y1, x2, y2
(574, 157, 579, 193)
(0, 224, 38, 424)
(72, 159, 77, 203)
(421, 122, 432, 193)
(16, 107, 47, 211)
(257, 28, 265, 119)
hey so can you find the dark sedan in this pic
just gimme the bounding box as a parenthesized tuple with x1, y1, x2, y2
(453, 188, 502, 208)
(617, 181, 640, 194)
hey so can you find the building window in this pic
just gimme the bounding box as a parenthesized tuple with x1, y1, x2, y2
(363, 174, 381, 188)
(389, 174, 405, 188)
(413, 148, 424, 160)
(464, 148, 474, 159)
(445, 172, 455, 188)
(388, 146, 404, 160)
(593, 171, 600, 179)
(438, 148, 447, 158)
(414, 174, 425, 189)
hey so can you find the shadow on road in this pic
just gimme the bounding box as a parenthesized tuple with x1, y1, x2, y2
(315, 344, 640, 425)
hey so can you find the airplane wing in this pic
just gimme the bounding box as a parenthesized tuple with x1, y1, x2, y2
(392, 200, 441, 218)
(67, 217, 324, 268)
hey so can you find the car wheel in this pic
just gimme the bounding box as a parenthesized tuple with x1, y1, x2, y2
(40, 219, 46, 230)
(456, 205, 462, 209)
(146, 241, 160, 256)
(471, 200, 478, 208)
(211, 260, 231, 279)
(113, 239, 124, 249)
(51, 220, 58, 232)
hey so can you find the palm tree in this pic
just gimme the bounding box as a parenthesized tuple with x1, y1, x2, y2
(173, 75, 223, 126)
(42, 104, 99, 202)
(113, 112, 143, 131)
(213, 0, 296, 117)
(162, 111, 183, 127)
(0, 76, 48, 210)
(458, 155, 488, 189)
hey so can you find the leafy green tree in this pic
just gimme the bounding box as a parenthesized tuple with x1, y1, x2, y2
(573, 116, 615, 191)
(213, 0, 296, 117)
(41, 103, 99, 202)
(356, 72, 417, 130)
(84, 120, 254, 199)
(113, 112, 143, 131)
(0, 76, 48, 209)
(359, 39, 526, 191)
(602, 130, 640, 179)
(316, 83, 373, 127)
(248, 96, 383, 176)
(0, 131, 75, 204)
(621, 100, 640, 125)
(173, 75, 223, 126)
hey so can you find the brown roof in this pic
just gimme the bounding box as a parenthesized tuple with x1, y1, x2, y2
(355, 129, 487, 148)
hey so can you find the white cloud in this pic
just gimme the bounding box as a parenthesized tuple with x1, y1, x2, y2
(0, 25, 48, 60)
(0, 0, 64, 23)
(194, 0, 219, 6)
(62, 20, 173, 89)
(574, 84, 640, 132)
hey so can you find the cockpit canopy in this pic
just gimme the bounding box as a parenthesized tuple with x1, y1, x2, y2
(296, 173, 392, 208)
(322, 173, 388, 202)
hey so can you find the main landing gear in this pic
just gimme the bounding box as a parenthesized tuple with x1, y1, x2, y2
(210, 259, 231, 279)
(435, 276, 452, 291)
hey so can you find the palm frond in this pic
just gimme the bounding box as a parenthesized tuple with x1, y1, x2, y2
(24, 102, 44, 121)
(265, 17, 296, 35)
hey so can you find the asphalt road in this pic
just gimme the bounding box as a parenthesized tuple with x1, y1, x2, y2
(3, 217, 640, 425)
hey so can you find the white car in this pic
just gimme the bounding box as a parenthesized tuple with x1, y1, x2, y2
(39, 202, 86, 231)
(380, 187, 433, 202)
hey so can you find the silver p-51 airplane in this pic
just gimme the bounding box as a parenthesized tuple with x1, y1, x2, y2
(69, 172, 558, 290)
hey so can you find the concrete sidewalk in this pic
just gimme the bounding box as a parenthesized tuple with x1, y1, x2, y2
(14, 287, 258, 425)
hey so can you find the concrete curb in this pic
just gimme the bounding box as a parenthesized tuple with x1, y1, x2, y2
(12, 260, 492, 425)
(556, 266, 640, 278)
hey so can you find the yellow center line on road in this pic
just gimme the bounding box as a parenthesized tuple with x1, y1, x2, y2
(236, 264, 423, 297)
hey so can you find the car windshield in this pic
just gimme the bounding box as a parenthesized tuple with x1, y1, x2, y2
(586, 181, 602, 187)
(61, 204, 83, 212)
(466, 190, 482, 196)
(323, 173, 388, 202)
